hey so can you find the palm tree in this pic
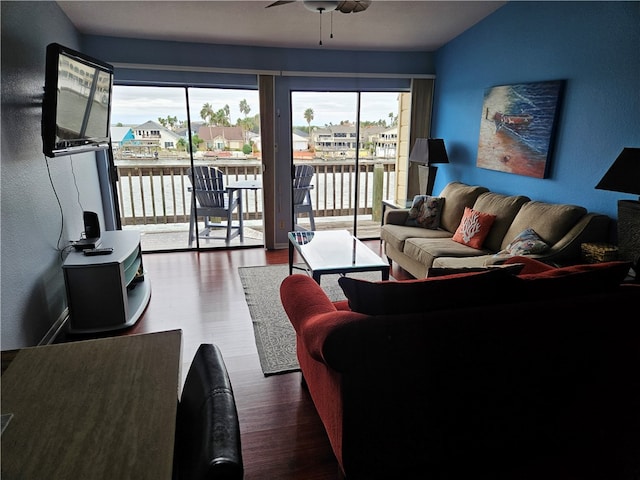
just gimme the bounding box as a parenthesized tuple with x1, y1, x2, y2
(239, 99, 251, 117)
(239, 99, 252, 144)
(304, 108, 314, 132)
(200, 103, 214, 123)
(304, 108, 314, 149)
(200, 103, 215, 149)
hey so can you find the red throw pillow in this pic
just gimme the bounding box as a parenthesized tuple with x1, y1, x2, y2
(452, 207, 497, 249)
(504, 256, 554, 275)
(338, 268, 518, 315)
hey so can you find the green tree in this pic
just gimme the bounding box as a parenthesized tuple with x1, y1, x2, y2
(158, 115, 179, 130)
(212, 107, 230, 127)
(238, 99, 252, 144)
(238, 117, 253, 145)
(200, 103, 215, 148)
(304, 108, 314, 148)
(304, 108, 314, 130)
(239, 99, 251, 117)
(191, 134, 204, 151)
(200, 103, 214, 123)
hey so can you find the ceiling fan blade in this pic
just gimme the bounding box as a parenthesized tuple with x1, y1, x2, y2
(265, 1, 296, 8)
(336, 0, 371, 14)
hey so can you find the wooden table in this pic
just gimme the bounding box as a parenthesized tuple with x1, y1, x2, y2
(1, 330, 182, 480)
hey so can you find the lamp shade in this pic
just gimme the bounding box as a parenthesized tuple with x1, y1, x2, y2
(408, 138, 449, 166)
(595, 147, 640, 196)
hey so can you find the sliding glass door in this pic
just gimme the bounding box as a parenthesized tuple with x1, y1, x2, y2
(290, 90, 402, 239)
(110, 85, 261, 252)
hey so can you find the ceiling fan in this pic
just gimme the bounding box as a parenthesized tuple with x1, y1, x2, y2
(266, 1, 372, 45)
(266, 1, 372, 15)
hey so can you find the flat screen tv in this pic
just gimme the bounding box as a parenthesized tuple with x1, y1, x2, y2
(42, 43, 114, 157)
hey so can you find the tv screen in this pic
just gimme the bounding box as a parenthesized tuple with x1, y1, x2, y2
(42, 43, 114, 157)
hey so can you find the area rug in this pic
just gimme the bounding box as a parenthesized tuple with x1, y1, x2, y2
(238, 264, 390, 376)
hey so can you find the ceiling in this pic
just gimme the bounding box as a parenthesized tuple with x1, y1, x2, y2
(57, 0, 506, 52)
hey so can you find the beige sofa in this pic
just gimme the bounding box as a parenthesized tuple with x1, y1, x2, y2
(381, 182, 610, 278)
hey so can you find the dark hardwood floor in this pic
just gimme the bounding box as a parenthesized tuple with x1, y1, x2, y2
(119, 240, 411, 480)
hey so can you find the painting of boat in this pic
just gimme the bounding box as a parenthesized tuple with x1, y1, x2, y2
(477, 80, 564, 178)
(493, 112, 533, 131)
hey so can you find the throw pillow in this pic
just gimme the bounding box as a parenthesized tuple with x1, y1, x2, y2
(427, 263, 525, 277)
(338, 268, 518, 315)
(452, 207, 497, 249)
(404, 195, 444, 229)
(503, 256, 554, 275)
(497, 228, 550, 256)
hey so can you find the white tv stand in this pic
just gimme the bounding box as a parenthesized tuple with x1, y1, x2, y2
(62, 230, 151, 333)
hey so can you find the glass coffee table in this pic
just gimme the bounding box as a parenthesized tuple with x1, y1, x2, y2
(288, 230, 390, 284)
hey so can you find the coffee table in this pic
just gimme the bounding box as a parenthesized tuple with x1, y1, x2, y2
(288, 230, 390, 284)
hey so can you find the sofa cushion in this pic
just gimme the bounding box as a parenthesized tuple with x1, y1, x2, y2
(427, 263, 525, 277)
(501, 201, 587, 250)
(471, 192, 530, 252)
(381, 225, 453, 255)
(437, 182, 490, 234)
(403, 237, 491, 270)
(338, 268, 517, 315)
(515, 260, 631, 298)
(497, 228, 550, 256)
(405, 195, 444, 229)
(432, 254, 506, 269)
(452, 207, 497, 249)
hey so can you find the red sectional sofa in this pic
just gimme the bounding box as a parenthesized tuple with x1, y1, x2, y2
(280, 258, 640, 479)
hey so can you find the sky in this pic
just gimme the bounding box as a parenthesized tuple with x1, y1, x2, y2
(111, 85, 400, 128)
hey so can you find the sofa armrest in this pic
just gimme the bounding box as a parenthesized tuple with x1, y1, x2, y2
(280, 274, 368, 365)
(541, 213, 610, 263)
(383, 208, 410, 225)
(280, 274, 338, 334)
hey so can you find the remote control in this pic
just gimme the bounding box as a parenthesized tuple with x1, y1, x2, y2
(83, 247, 113, 256)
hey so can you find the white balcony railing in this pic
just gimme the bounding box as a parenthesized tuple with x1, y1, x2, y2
(115, 159, 397, 227)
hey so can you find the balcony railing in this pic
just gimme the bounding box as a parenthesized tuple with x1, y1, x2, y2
(114, 159, 397, 227)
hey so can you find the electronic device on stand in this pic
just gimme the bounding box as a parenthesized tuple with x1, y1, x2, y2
(72, 211, 102, 251)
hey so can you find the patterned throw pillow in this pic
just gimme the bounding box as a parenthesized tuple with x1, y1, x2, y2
(404, 195, 444, 229)
(452, 207, 497, 249)
(498, 228, 550, 256)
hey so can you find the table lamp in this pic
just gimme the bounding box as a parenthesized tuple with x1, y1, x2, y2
(408, 138, 449, 195)
(595, 147, 640, 276)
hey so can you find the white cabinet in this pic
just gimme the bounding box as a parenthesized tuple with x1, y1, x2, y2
(62, 230, 151, 333)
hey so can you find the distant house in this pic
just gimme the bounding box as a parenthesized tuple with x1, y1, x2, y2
(292, 129, 309, 150)
(128, 120, 182, 150)
(110, 126, 134, 151)
(197, 125, 244, 151)
(310, 125, 396, 158)
(374, 127, 397, 158)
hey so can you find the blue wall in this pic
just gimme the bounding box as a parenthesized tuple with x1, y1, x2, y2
(431, 1, 640, 225)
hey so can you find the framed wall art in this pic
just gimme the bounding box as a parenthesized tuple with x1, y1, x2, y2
(476, 80, 564, 178)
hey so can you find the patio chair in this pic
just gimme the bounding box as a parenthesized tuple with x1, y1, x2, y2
(187, 166, 242, 246)
(293, 164, 316, 231)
